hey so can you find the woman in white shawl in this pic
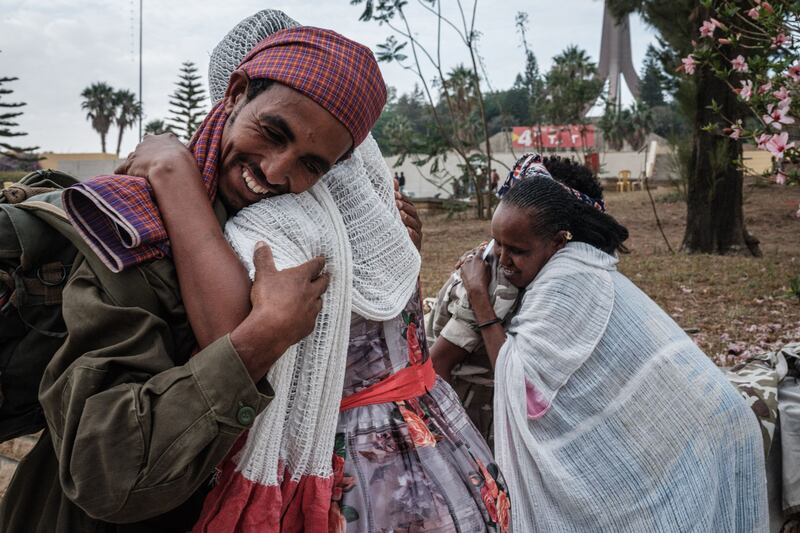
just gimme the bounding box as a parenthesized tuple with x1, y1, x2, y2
(457, 153, 768, 532)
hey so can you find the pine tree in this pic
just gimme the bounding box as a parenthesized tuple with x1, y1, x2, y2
(514, 12, 546, 124)
(1, 66, 39, 160)
(639, 45, 667, 108)
(168, 61, 207, 141)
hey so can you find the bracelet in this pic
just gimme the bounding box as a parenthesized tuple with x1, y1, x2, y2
(477, 317, 502, 329)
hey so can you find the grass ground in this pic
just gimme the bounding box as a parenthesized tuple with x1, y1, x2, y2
(419, 179, 800, 365)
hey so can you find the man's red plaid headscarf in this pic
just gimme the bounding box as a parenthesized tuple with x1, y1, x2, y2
(63, 26, 386, 272)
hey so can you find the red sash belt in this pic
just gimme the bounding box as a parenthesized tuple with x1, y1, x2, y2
(340, 357, 436, 412)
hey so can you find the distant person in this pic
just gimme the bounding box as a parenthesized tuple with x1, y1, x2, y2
(398, 170, 406, 192)
(490, 168, 500, 192)
(434, 152, 767, 531)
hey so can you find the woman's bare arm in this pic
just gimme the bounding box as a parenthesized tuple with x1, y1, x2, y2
(458, 255, 507, 367)
(430, 338, 470, 383)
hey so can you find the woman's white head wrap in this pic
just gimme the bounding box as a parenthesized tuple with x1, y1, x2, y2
(208, 9, 300, 104)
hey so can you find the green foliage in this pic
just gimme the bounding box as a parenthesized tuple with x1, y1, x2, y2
(598, 100, 652, 151)
(168, 61, 207, 141)
(514, 12, 546, 124)
(599, 104, 633, 151)
(144, 119, 173, 136)
(81, 82, 117, 153)
(113, 89, 142, 156)
(1, 54, 39, 161)
(543, 45, 603, 125)
(639, 45, 667, 108)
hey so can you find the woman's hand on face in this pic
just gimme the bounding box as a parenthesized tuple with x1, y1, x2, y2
(454, 242, 488, 269)
(114, 133, 198, 189)
(459, 253, 491, 299)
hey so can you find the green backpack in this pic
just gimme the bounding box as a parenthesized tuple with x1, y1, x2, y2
(0, 169, 158, 442)
(0, 170, 80, 442)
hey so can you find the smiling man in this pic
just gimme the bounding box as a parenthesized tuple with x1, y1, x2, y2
(0, 24, 397, 533)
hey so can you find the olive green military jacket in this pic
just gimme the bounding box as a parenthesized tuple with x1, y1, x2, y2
(0, 202, 273, 533)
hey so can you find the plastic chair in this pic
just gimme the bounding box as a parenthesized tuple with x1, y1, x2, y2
(629, 171, 644, 191)
(616, 170, 631, 192)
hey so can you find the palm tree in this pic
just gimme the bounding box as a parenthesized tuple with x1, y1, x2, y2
(144, 119, 173, 136)
(441, 65, 481, 148)
(598, 103, 633, 151)
(552, 46, 597, 80)
(80, 82, 117, 153)
(113, 89, 142, 156)
(544, 46, 604, 125)
(626, 102, 653, 151)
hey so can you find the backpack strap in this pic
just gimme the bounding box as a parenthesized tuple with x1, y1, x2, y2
(18, 200, 160, 316)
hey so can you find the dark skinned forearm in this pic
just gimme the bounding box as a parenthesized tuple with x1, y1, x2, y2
(469, 289, 507, 367)
(149, 161, 252, 349)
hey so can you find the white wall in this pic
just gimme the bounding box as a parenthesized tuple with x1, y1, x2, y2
(385, 151, 651, 199)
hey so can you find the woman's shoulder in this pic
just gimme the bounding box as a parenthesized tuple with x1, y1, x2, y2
(529, 242, 617, 290)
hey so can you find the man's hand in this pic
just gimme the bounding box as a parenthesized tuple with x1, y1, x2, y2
(115, 133, 197, 187)
(230, 242, 330, 381)
(394, 178, 422, 250)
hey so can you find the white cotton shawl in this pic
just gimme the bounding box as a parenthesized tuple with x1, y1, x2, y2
(495, 242, 768, 532)
(224, 134, 420, 485)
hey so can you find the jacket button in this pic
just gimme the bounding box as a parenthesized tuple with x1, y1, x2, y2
(237, 405, 256, 426)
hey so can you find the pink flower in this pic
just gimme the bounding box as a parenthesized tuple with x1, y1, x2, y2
(709, 18, 725, 29)
(788, 65, 800, 82)
(772, 33, 788, 48)
(680, 55, 697, 75)
(718, 37, 733, 45)
(762, 1, 774, 13)
(700, 20, 717, 38)
(729, 121, 744, 140)
(757, 133, 771, 149)
(748, 7, 760, 19)
(775, 171, 787, 185)
(757, 81, 772, 95)
(736, 80, 753, 101)
(778, 97, 792, 110)
(764, 132, 795, 159)
(763, 103, 795, 130)
(774, 86, 790, 100)
(731, 55, 749, 73)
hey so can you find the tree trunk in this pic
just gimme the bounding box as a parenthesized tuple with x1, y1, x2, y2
(681, 66, 761, 256)
(116, 128, 124, 157)
(100, 132, 107, 154)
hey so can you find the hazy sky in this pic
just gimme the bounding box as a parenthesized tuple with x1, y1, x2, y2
(1, 0, 658, 156)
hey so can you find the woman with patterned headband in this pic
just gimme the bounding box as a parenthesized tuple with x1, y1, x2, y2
(433, 152, 767, 531)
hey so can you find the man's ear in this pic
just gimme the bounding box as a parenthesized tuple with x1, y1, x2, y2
(224, 70, 250, 115)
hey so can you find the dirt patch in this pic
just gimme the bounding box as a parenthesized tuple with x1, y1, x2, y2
(419, 179, 800, 364)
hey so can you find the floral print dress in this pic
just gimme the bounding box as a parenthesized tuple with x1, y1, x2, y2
(329, 290, 510, 533)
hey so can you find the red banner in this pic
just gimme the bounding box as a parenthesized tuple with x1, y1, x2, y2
(511, 125, 595, 150)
